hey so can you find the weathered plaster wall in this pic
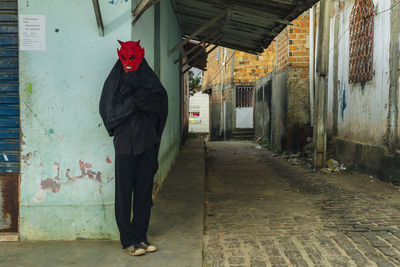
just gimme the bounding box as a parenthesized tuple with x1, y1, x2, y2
(328, 0, 391, 146)
(271, 70, 289, 152)
(209, 85, 222, 140)
(286, 67, 310, 150)
(154, 0, 182, 185)
(255, 74, 272, 139)
(326, 0, 400, 184)
(19, 0, 181, 240)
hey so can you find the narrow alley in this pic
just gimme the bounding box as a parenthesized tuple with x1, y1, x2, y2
(203, 141, 400, 267)
(1, 139, 400, 266)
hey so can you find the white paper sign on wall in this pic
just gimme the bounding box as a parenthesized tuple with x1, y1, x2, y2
(19, 15, 46, 51)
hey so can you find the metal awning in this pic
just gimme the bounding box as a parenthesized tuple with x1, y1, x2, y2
(170, 0, 319, 54)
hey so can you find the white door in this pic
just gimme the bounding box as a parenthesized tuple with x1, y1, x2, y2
(236, 86, 254, 128)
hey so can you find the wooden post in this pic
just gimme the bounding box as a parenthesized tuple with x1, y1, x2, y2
(313, 0, 331, 169)
(386, 0, 400, 151)
(92, 0, 104, 36)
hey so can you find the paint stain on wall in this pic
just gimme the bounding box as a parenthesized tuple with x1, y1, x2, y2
(34, 160, 112, 203)
(26, 82, 32, 95)
(106, 156, 112, 164)
(339, 82, 347, 121)
(108, 0, 128, 5)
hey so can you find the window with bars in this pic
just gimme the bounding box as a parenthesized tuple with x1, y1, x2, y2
(236, 86, 254, 108)
(349, 0, 374, 83)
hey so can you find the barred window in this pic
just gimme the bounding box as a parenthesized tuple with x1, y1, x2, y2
(236, 86, 254, 108)
(349, 0, 374, 83)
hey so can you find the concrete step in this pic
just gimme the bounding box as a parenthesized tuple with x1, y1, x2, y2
(234, 128, 255, 132)
(232, 130, 255, 140)
(232, 135, 254, 140)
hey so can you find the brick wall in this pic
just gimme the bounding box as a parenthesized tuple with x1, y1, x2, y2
(233, 45, 275, 84)
(202, 11, 310, 86)
(276, 13, 310, 72)
(276, 28, 289, 72)
(202, 46, 234, 89)
(287, 13, 310, 69)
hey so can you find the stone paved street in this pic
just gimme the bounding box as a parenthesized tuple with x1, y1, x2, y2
(203, 141, 400, 267)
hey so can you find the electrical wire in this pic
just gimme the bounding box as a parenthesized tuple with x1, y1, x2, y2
(203, 51, 235, 89)
(203, 0, 400, 88)
(329, 0, 400, 54)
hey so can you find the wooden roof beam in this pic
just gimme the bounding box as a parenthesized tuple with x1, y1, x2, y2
(180, 0, 292, 25)
(132, 0, 159, 26)
(92, 0, 104, 37)
(169, 8, 229, 55)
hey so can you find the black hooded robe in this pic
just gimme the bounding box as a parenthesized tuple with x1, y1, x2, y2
(99, 58, 168, 164)
(99, 58, 168, 247)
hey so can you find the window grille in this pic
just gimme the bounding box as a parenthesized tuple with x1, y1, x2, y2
(236, 86, 254, 108)
(349, 0, 374, 83)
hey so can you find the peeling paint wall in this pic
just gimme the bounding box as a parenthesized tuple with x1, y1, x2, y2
(327, 0, 400, 184)
(327, 0, 391, 146)
(131, 0, 182, 190)
(18, 0, 182, 240)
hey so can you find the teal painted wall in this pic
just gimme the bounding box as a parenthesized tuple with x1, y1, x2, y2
(18, 0, 182, 240)
(130, 0, 182, 189)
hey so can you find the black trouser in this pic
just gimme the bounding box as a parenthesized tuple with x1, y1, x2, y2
(115, 146, 157, 249)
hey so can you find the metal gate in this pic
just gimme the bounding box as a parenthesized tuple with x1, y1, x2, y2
(0, 0, 19, 233)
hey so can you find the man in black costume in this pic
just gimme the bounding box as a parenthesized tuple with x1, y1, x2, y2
(99, 40, 168, 256)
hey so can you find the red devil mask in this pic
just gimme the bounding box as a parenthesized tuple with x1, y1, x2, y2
(117, 40, 145, 73)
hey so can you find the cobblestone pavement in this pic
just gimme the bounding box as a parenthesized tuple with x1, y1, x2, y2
(203, 141, 400, 267)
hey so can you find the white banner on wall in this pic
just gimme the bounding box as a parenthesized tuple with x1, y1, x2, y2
(19, 15, 46, 51)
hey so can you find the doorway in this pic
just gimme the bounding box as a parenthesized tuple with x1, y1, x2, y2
(235, 85, 254, 129)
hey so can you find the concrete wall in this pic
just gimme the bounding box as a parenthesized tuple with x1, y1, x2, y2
(189, 92, 209, 133)
(286, 67, 310, 151)
(326, 0, 400, 184)
(18, 0, 182, 240)
(209, 85, 222, 140)
(208, 84, 233, 140)
(327, 0, 391, 146)
(271, 70, 289, 152)
(255, 74, 272, 139)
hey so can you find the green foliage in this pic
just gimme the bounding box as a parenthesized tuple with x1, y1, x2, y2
(189, 70, 201, 95)
(256, 138, 274, 150)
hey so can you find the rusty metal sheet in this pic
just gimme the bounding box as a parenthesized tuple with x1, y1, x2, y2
(0, 0, 20, 174)
(0, 174, 18, 232)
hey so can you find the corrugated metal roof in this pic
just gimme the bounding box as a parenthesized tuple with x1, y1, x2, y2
(172, 0, 319, 54)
